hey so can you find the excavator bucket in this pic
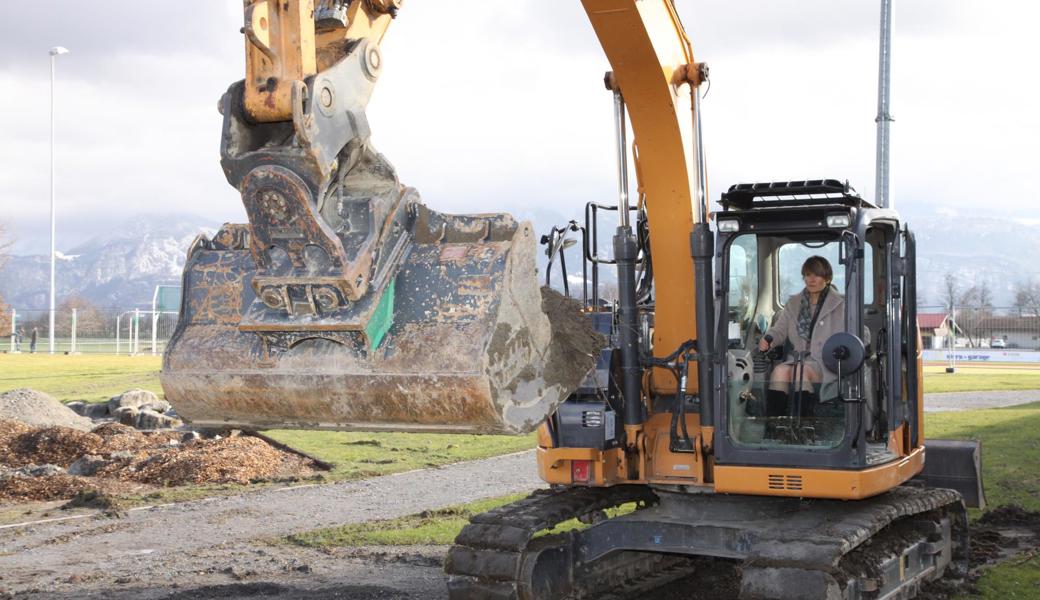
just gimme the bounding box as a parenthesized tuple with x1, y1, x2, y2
(161, 205, 600, 436)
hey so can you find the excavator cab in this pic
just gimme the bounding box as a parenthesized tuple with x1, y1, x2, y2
(713, 180, 983, 506)
(715, 180, 904, 467)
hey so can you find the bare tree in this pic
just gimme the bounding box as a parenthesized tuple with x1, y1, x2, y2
(958, 282, 994, 347)
(1015, 279, 1040, 317)
(56, 296, 106, 335)
(941, 273, 958, 315)
(939, 273, 961, 347)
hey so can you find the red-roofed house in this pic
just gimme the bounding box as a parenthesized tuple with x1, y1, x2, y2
(918, 313, 959, 349)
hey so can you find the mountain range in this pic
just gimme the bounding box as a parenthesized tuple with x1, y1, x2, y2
(0, 207, 1036, 311)
(0, 215, 217, 310)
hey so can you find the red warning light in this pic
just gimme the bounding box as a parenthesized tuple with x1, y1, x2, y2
(571, 460, 591, 483)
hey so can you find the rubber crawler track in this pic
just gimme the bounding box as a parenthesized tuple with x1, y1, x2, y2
(445, 485, 685, 599)
(445, 485, 968, 600)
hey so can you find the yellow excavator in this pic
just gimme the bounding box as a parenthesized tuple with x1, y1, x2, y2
(162, 1, 984, 597)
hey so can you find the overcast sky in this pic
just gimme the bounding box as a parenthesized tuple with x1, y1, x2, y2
(1, 0, 1037, 254)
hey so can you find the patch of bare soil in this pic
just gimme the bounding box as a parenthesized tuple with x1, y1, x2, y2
(0, 420, 319, 504)
(969, 504, 1040, 567)
(917, 504, 1040, 600)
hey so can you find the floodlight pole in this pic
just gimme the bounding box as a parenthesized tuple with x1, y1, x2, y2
(48, 46, 69, 354)
(874, 0, 894, 209)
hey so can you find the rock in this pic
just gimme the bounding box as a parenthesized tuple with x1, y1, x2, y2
(68, 454, 109, 477)
(84, 403, 110, 419)
(140, 400, 172, 414)
(136, 409, 181, 430)
(110, 451, 136, 461)
(32, 464, 66, 477)
(107, 389, 159, 414)
(65, 402, 86, 416)
(115, 406, 140, 426)
(181, 431, 201, 444)
(0, 388, 93, 431)
(5, 464, 67, 478)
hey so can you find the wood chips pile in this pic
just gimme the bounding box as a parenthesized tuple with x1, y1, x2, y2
(0, 419, 316, 503)
(120, 436, 301, 486)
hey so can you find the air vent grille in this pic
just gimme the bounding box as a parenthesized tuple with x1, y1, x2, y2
(582, 411, 604, 428)
(768, 474, 803, 491)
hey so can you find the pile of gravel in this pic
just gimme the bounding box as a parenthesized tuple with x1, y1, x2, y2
(0, 388, 92, 431)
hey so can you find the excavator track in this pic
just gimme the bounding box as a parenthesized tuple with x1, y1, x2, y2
(446, 485, 969, 600)
(445, 485, 695, 599)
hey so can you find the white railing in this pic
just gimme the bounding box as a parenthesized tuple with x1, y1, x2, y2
(6, 307, 179, 355)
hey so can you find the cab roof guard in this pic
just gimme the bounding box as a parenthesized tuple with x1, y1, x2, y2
(720, 179, 876, 211)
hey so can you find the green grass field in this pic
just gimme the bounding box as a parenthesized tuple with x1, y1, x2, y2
(0, 354, 163, 403)
(1, 355, 1036, 406)
(262, 429, 537, 481)
(924, 364, 1040, 394)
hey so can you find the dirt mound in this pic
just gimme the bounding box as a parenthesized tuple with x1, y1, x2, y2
(0, 388, 93, 431)
(976, 504, 1040, 530)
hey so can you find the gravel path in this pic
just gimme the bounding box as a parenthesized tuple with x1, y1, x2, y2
(924, 389, 1040, 412)
(0, 450, 543, 598)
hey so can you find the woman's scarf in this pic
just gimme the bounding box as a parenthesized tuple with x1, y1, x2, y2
(796, 286, 831, 341)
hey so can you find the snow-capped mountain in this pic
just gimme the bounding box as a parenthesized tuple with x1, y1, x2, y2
(0, 215, 219, 309)
(901, 206, 1040, 308)
(0, 207, 1036, 311)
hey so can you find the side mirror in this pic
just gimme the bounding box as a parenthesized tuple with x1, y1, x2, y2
(822, 332, 866, 375)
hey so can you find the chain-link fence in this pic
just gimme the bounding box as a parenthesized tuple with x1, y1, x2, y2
(917, 306, 1040, 351)
(3, 308, 179, 355)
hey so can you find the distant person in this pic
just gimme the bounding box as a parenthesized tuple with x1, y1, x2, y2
(13, 327, 22, 352)
(30, 327, 38, 353)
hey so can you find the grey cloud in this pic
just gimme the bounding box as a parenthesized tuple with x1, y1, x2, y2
(0, 1, 238, 71)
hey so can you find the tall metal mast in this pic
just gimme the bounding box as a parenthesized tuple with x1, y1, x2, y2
(875, 0, 894, 208)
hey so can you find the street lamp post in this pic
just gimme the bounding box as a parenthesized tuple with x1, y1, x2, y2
(49, 46, 69, 355)
(874, 0, 895, 209)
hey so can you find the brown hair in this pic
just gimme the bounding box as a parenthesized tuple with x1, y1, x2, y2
(801, 256, 833, 283)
